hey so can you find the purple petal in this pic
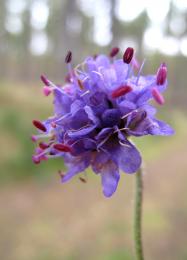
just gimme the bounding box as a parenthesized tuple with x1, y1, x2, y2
(148, 119, 175, 136)
(91, 150, 110, 174)
(95, 55, 110, 68)
(71, 138, 96, 155)
(112, 141, 142, 173)
(126, 110, 151, 136)
(68, 124, 96, 138)
(84, 105, 99, 125)
(69, 109, 90, 130)
(119, 100, 136, 114)
(62, 154, 90, 182)
(71, 100, 84, 115)
(100, 161, 120, 197)
(141, 104, 157, 116)
(113, 59, 128, 83)
(102, 68, 117, 85)
(53, 89, 72, 115)
(95, 128, 113, 141)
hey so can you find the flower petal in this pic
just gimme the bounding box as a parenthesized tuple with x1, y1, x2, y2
(112, 141, 142, 173)
(100, 161, 120, 197)
(53, 88, 72, 115)
(71, 138, 96, 155)
(95, 55, 110, 68)
(62, 154, 90, 182)
(68, 124, 96, 138)
(148, 119, 175, 136)
(84, 105, 99, 125)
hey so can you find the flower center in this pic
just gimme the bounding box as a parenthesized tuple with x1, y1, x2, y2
(102, 109, 121, 127)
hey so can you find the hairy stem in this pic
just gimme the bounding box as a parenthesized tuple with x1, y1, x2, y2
(134, 166, 144, 260)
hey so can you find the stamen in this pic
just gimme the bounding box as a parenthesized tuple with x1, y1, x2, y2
(43, 86, 52, 96)
(135, 59, 146, 85)
(132, 56, 140, 70)
(114, 127, 129, 133)
(53, 143, 72, 152)
(40, 74, 50, 86)
(51, 122, 57, 128)
(77, 79, 84, 90)
(41, 77, 67, 96)
(31, 135, 37, 142)
(123, 47, 134, 64)
(92, 71, 104, 80)
(32, 155, 40, 164)
(156, 63, 167, 85)
(80, 90, 90, 97)
(58, 170, 65, 178)
(31, 133, 52, 142)
(97, 133, 112, 149)
(111, 85, 132, 98)
(65, 73, 72, 83)
(32, 120, 47, 132)
(54, 113, 70, 123)
(151, 87, 165, 105)
(82, 76, 90, 82)
(65, 51, 72, 63)
(119, 141, 131, 148)
(129, 110, 147, 130)
(39, 142, 50, 149)
(68, 123, 91, 133)
(121, 109, 138, 119)
(110, 47, 120, 58)
(79, 177, 87, 183)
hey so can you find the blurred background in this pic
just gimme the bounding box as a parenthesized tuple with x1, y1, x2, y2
(0, 0, 187, 259)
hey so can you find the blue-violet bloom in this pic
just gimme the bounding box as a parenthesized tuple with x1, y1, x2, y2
(32, 47, 174, 197)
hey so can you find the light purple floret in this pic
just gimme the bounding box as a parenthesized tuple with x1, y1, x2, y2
(32, 49, 174, 197)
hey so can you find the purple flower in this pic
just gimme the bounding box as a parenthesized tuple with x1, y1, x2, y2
(32, 48, 174, 197)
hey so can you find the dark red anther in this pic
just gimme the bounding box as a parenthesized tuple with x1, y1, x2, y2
(110, 47, 120, 58)
(79, 177, 87, 183)
(40, 74, 50, 86)
(32, 120, 47, 132)
(111, 85, 132, 98)
(53, 143, 72, 152)
(123, 47, 134, 64)
(65, 51, 72, 63)
(39, 142, 50, 150)
(156, 63, 167, 85)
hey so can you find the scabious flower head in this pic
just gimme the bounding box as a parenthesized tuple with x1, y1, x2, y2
(32, 47, 174, 197)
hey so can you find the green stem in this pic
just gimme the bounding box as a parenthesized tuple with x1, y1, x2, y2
(134, 166, 144, 260)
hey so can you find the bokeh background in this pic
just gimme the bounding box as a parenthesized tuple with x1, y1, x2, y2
(0, 0, 187, 259)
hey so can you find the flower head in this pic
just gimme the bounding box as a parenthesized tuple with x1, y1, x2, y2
(32, 47, 174, 197)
